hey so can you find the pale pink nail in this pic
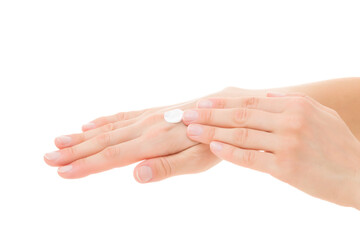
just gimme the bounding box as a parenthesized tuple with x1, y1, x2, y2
(58, 165, 72, 173)
(137, 165, 152, 183)
(197, 99, 213, 108)
(82, 122, 96, 130)
(183, 110, 199, 122)
(210, 141, 223, 152)
(55, 135, 71, 146)
(187, 124, 203, 136)
(44, 151, 61, 161)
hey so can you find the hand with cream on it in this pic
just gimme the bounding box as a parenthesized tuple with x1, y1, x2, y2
(44, 87, 257, 181)
(182, 94, 360, 210)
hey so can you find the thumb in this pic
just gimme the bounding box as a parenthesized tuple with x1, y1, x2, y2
(133, 144, 220, 183)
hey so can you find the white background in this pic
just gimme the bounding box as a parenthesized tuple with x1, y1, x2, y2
(1, 0, 359, 239)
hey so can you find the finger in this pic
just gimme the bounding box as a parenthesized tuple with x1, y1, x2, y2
(187, 124, 278, 152)
(196, 97, 291, 113)
(82, 109, 147, 131)
(183, 108, 279, 132)
(267, 91, 337, 116)
(44, 125, 140, 167)
(133, 144, 220, 183)
(209, 141, 277, 175)
(55, 118, 137, 149)
(57, 138, 145, 179)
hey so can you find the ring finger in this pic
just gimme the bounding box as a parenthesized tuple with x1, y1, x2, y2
(187, 124, 278, 152)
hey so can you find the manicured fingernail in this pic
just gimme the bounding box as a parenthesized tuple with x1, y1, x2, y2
(210, 141, 223, 152)
(55, 135, 71, 146)
(137, 165, 152, 183)
(197, 99, 213, 108)
(267, 92, 286, 97)
(82, 122, 95, 130)
(58, 165, 72, 173)
(187, 124, 203, 136)
(183, 110, 199, 122)
(44, 151, 61, 161)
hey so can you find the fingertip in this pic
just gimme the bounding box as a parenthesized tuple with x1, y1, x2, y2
(210, 141, 224, 154)
(54, 135, 72, 149)
(197, 99, 213, 108)
(182, 110, 199, 124)
(134, 164, 153, 183)
(82, 122, 96, 132)
(57, 165, 73, 178)
(57, 164, 87, 179)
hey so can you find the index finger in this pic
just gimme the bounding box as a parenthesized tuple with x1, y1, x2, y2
(196, 96, 290, 113)
(183, 108, 279, 132)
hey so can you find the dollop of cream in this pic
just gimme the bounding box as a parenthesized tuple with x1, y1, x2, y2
(164, 109, 184, 123)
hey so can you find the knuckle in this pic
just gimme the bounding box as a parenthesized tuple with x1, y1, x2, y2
(95, 132, 112, 147)
(203, 109, 213, 123)
(233, 108, 249, 125)
(290, 97, 312, 112)
(207, 127, 216, 141)
(234, 128, 249, 145)
(66, 146, 77, 156)
(158, 157, 174, 178)
(242, 150, 256, 167)
(216, 99, 226, 109)
(242, 97, 259, 109)
(102, 146, 120, 160)
(101, 122, 115, 132)
(286, 114, 306, 132)
(116, 112, 126, 121)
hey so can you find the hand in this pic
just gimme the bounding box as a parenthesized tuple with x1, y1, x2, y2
(44, 87, 253, 181)
(182, 94, 360, 209)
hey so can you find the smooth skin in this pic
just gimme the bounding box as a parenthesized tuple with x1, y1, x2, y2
(182, 93, 360, 210)
(44, 78, 360, 204)
(44, 87, 250, 180)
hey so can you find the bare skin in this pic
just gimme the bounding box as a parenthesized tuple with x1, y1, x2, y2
(182, 93, 360, 210)
(44, 77, 360, 209)
(44, 87, 255, 179)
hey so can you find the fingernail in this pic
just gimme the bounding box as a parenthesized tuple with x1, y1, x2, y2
(58, 165, 72, 173)
(187, 124, 203, 136)
(55, 135, 71, 146)
(197, 99, 213, 108)
(183, 110, 199, 122)
(82, 122, 96, 130)
(210, 141, 223, 152)
(137, 165, 152, 183)
(267, 92, 286, 97)
(44, 151, 61, 161)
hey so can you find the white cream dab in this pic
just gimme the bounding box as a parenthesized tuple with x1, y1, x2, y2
(164, 109, 184, 123)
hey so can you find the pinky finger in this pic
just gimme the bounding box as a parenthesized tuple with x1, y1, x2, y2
(209, 141, 277, 175)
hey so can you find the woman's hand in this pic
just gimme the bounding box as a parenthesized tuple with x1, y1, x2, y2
(44, 87, 255, 181)
(182, 94, 360, 209)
